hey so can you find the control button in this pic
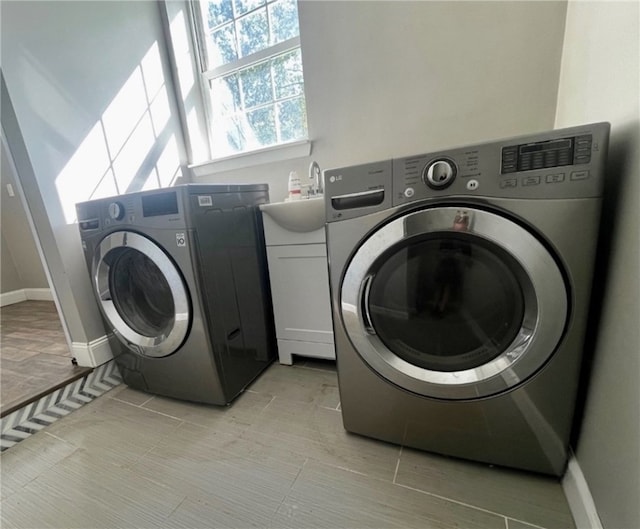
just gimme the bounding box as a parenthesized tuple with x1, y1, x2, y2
(502, 163, 517, 173)
(108, 202, 125, 221)
(574, 155, 591, 164)
(500, 178, 517, 188)
(546, 173, 565, 183)
(404, 187, 415, 198)
(466, 179, 479, 191)
(571, 170, 590, 181)
(423, 159, 457, 189)
(502, 146, 518, 163)
(522, 176, 541, 186)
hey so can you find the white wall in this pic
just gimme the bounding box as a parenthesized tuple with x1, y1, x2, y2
(1, 0, 188, 363)
(555, 3, 640, 529)
(194, 0, 568, 201)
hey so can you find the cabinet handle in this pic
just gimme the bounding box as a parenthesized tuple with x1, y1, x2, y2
(361, 275, 376, 335)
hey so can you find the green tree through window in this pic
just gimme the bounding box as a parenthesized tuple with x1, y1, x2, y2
(195, 0, 308, 158)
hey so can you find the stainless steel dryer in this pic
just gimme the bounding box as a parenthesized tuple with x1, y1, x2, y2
(77, 184, 276, 405)
(325, 123, 609, 476)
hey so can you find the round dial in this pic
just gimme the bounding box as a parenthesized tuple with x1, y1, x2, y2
(423, 159, 457, 189)
(108, 202, 125, 221)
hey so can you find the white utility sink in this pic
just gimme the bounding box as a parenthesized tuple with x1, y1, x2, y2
(260, 196, 325, 233)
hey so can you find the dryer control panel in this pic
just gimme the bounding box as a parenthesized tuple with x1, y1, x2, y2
(324, 122, 610, 222)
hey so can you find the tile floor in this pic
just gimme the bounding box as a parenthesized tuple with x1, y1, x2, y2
(0, 359, 576, 529)
(0, 301, 91, 416)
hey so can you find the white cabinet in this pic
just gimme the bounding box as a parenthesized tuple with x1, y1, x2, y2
(262, 213, 335, 365)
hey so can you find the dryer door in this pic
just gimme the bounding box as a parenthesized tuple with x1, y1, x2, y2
(341, 206, 568, 400)
(93, 231, 190, 358)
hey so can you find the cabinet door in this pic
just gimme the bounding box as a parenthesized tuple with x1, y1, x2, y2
(266, 244, 334, 344)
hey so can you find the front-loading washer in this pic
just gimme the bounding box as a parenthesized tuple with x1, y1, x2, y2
(325, 122, 609, 476)
(77, 184, 276, 405)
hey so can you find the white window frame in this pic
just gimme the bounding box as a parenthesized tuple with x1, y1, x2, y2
(186, 0, 311, 172)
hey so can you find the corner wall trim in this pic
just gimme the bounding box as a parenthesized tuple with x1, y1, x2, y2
(72, 335, 114, 368)
(0, 288, 53, 307)
(562, 454, 604, 529)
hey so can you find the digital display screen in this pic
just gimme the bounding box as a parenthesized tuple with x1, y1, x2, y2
(142, 191, 178, 217)
(519, 139, 572, 154)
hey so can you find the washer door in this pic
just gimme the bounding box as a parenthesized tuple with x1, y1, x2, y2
(93, 231, 190, 358)
(341, 206, 568, 400)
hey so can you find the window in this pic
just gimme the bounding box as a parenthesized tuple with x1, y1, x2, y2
(192, 0, 308, 160)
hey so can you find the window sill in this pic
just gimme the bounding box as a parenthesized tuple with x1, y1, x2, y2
(189, 140, 312, 177)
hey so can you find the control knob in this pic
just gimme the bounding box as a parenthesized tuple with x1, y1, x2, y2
(108, 202, 125, 221)
(423, 159, 457, 189)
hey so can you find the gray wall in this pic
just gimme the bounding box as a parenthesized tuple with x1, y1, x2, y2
(194, 0, 568, 200)
(1, 233, 23, 294)
(1, 0, 188, 360)
(555, 3, 639, 528)
(1, 139, 49, 294)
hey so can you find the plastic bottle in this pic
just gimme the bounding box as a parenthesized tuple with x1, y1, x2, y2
(287, 171, 302, 201)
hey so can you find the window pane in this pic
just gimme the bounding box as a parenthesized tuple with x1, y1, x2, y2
(209, 74, 241, 115)
(209, 23, 238, 67)
(205, 0, 234, 28)
(246, 106, 276, 146)
(269, 0, 299, 45)
(272, 49, 304, 99)
(240, 61, 273, 109)
(211, 115, 247, 155)
(277, 97, 307, 142)
(233, 0, 265, 17)
(238, 8, 269, 58)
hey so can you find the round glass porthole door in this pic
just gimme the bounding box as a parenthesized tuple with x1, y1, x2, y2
(93, 231, 190, 358)
(341, 207, 568, 400)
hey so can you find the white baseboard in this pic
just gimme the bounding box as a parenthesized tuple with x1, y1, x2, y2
(72, 335, 114, 368)
(23, 287, 54, 301)
(0, 288, 53, 306)
(0, 289, 27, 306)
(562, 454, 603, 529)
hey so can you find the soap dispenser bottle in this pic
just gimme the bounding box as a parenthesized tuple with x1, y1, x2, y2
(287, 171, 302, 201)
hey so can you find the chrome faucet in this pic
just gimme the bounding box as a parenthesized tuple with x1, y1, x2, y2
(308, 161, 323, 196)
